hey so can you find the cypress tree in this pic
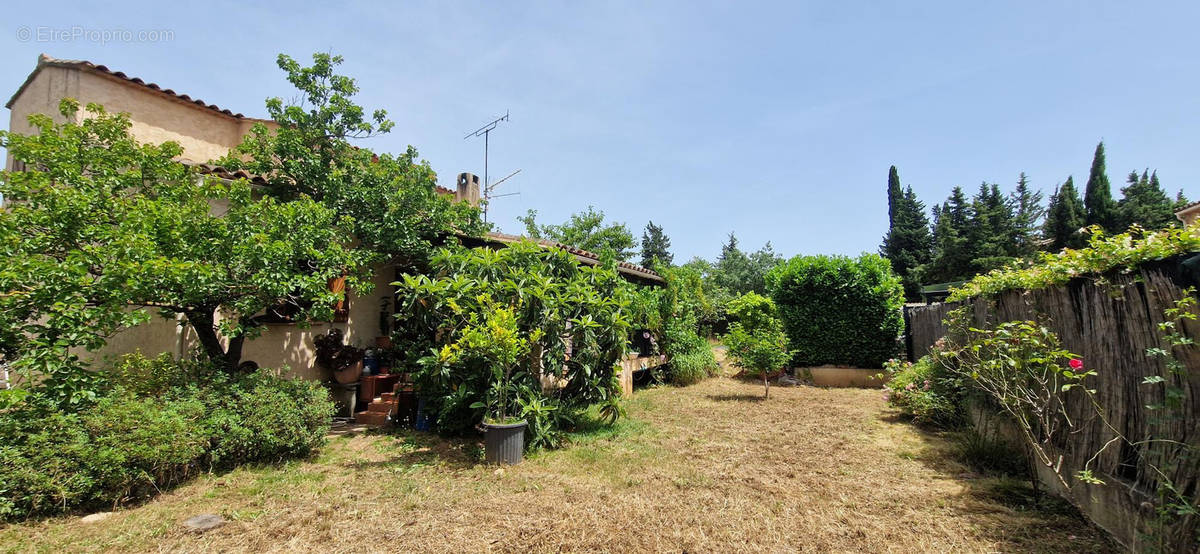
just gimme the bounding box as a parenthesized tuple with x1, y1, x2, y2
(1117, 170, 1175, 231)
(1044, 177, 1087, 250)
(886, 165, 903, 224)
(880, 180, 933, 299)
(1084, 141, 1118, 232)
(639, 220, 674, 268)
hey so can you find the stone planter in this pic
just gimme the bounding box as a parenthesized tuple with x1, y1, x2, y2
(333, 359, 364, 384)
(807, 366, 886, 388)
(483, 420, 527, 465)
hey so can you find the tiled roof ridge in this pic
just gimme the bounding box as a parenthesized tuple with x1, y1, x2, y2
(6, 54, 272, 123)
(482, 231, 662, 279)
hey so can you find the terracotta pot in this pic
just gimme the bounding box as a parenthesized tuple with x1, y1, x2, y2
(333, 360, 364, 384)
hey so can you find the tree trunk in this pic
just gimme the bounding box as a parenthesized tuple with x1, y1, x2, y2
(184, 308, 242, 372)
(763, 374, 770, 398)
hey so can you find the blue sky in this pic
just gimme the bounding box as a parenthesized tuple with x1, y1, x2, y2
(4, 1, 1197, 262)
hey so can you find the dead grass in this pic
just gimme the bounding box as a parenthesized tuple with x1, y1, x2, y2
(0, 372, 1117, 553)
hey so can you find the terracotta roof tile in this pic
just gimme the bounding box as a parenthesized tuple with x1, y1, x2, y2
(480, 231, 664, 284)
(6, 54, 270, 123)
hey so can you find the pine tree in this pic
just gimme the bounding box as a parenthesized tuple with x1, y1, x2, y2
(921, 187, 974, 284)
(880, 177, 933, 299)
(639, 220, 674, 268)
(1174, 190, 1192, 216)
(1010, 172, 1045, 257)
(968, 183, 1016, 265)
(1043, 176, 1087, 250)
(1116, 170, 1175, 231)
(1084, 141, 1118, 232)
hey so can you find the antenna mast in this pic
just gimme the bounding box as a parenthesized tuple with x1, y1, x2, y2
(464, 111, 512, 222)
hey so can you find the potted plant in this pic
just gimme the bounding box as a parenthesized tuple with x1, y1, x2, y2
(445, 306, 530, 464)
(314, 328, 365, 384)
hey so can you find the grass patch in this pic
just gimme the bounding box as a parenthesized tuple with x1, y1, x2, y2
(0, 354, 1118, 553)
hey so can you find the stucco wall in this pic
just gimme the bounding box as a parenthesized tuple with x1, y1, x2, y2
(6, 66, 79, 169)
(7, 65, 274, 170)
(78, 264, 398, 381)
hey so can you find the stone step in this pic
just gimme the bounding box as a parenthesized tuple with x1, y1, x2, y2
(380, 392, 395, 402)
(355, 411, 389, 426)
(367, 401, 394, 413)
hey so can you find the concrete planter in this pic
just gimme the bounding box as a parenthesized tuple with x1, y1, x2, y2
(484, 420, 527, 465)
(806, 366, 886, 388)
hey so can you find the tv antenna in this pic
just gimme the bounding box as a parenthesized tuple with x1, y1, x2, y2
(464, 111, 517, 222)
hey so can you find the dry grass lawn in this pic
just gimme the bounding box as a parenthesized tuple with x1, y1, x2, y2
(0, 371, 1117, 553)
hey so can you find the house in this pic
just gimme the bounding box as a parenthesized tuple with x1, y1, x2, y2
(1175, 200, 1200, 227)
(5, 54, 662, 392)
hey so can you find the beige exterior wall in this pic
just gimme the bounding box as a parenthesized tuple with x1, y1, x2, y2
(1178, 209, 1199, 228)
(7, 65, 273, 170)
(80, 264, 399, 381)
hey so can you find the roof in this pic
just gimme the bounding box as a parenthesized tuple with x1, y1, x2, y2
(469, 231, 665, 285)
(6, 54, 272, 122)
(188, 160, 456, 196)
(1175, 200, 1200, 216)
(9, 54, 460, 197)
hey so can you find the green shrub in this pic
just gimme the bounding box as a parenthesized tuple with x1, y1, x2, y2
(0, 366, 333, 521)
(882, 355, 964, 426)
(767, 253, 904, 368)
(84, 391, 208, 499)
(196, 372, 333, 466)
(724, 292, 791, 397)
(662, 314, 718, 385)
(396, 242, 630, 441)
(107, 351, 206, 397)
(0, 410, 109, 520)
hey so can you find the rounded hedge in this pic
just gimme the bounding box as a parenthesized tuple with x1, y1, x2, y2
(766, 253, 904, 368)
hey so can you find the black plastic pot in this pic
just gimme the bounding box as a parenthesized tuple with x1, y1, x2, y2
(484, 420, 527, 465)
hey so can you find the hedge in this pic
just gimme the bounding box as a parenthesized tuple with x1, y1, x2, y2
(0, 359, 333, 521)
(766, 253, 904, 368)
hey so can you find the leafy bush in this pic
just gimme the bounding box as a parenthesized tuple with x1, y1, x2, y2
(767, 253, 904, 368)
(724, 292, 791, 397)
(662, 314, 719, 385)
(0, 361, 333, 521)
(882, 355, 964, 426)
(948, 224, 1200, 302)
(395, 241, 630, 444)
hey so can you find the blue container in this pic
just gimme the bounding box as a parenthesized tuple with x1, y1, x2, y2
(415, 397, 432, 431)
(363, 351, 379, 375)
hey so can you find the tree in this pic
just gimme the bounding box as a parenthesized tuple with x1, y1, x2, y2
(517, 206, 636, 260)
(1083, 141, 1118, 233)
(1010, 172, 1046, 257)
(640, 220, 674, 268)
(968, 182, 1017, 272)
(723, 292, 790, 398)
(710, 233, 782, 297)
(886, 165, 903, 223)
(1043, 177, 1087, 251)
(880, 179, 933, 300)
(1173, 190, 1192, 215)
(0, 100, 358, 382)
(920, 186, 974, 284)
(221, 53, 483, 265)
(1117, 170, 1175, 231)
(878, 167, 933, 298)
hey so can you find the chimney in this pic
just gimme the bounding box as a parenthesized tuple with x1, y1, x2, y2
(456, 172, 481, 207)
